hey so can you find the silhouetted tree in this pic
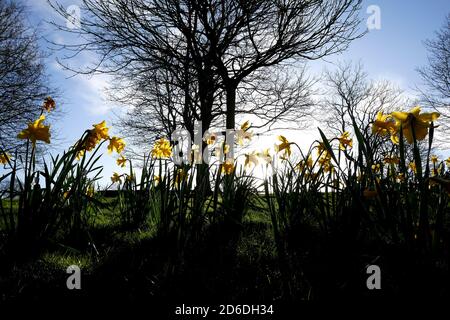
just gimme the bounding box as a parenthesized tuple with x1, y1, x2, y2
(0, 0, 55, 153)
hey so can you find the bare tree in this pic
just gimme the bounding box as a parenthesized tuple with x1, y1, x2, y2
(0, 0, 55, 154)
(49, 0, 362, 134)
(417, 13, 450, 143)
(191, 0, 364, 129)
(321, 62, 413, 161)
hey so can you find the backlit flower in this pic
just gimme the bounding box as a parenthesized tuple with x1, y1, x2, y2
(338, 131, 353, 150)
(409, 161, 417, 174)
(108, 137, 125, 154)
(92, 120, 110, 140)
(17, 115, 51, 146)
(222, 160, 235, 175)
(0, 152, 11, 165)
(431, 155, 439, 164)
(43, 96, 56, 112)
(296, 155, 313, 171)
(372, 112, 398, 144)
(204, 131, 217, 145)
(372, 163, 381, 172)
(391, 106, 440, 144)
(151, 138, 172, 158)
(111, 172, 122, 184)
(275, 135, 291, 157)
(257, 148, 272, 164)
(244, 152, 259, 168)
(236, 129, 253, 146)
(117, 155, 127, 167)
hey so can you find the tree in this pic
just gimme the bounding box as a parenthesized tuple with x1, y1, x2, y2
(190, 0, 363, 130)
(50, 0, 362, 137)
(417, 14, 450, 144)
(321, 62, 416, 162)
(0, 0, 55, 154)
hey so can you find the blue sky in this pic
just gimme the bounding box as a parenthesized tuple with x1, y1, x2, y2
(20, 0, 450, 184)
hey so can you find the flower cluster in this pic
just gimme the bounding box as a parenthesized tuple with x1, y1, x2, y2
(372, 106, 440, 144)
(77, 120, 126, 160)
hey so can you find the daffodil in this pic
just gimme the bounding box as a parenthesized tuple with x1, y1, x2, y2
(240, 121, 251, 131)
(117, 155, 127, 167)
(17, 115, 51, 146)
(43, 96, 56, 112)
(409, 161, 417, 174)
(372, 163, 381, 173)
(92, 120, 110, 140)
(296, 155, 313, 171)
(257, 148, 272, 164)
(236, 129, 253, 146)
(154, 175, 161, 185)
(391, 106, 440, 144)
(0, 152, 11, 165)
(203, 131, 217, 145)
(318, 155, 333, 173)
(111, 172, 122, 184)
(108, 137, 125, 154)
(275, 135, 291, 157)
(151, 138, 172, 158)
(431, 155, 439, 165)
(244, 152, 259, 168)
(446, 157, 450, 168)
(338, 131, 353, 150)
(396, 173, 405, 182)
(222, 160, 235, 175)
(372, 112, 399, 144)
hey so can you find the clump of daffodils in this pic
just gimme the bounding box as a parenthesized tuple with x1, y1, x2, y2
(151, 137, 172, 159)
(372, 106, 440, 144)
(77, 120, 126, 159)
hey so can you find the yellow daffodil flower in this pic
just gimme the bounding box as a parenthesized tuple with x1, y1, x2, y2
(409, 161, 417, 174)
(151, 138, 172, 158)
(108, 136, 125, 154)
(92, 120, 110, 140)
(117, 155, 127, 167)
(222, 160, 235, 175)
(338, 131, 353, 150)
(275, 135, 291, 157)
(244, 152, 259, 168)
(431, 155, 439, 164)
(372, 112, 399, 144)
(372, 163, 381, 172)
(257, 148, 272, 164)
(391, 106, 440, 144)
(0, 152, 11, 165)
(17, 115, 51, 146)
(111, 172, 122, 184)
(240, 121, 251, 131)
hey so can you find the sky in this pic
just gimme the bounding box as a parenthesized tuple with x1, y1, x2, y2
(18, 0, 450, 185)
